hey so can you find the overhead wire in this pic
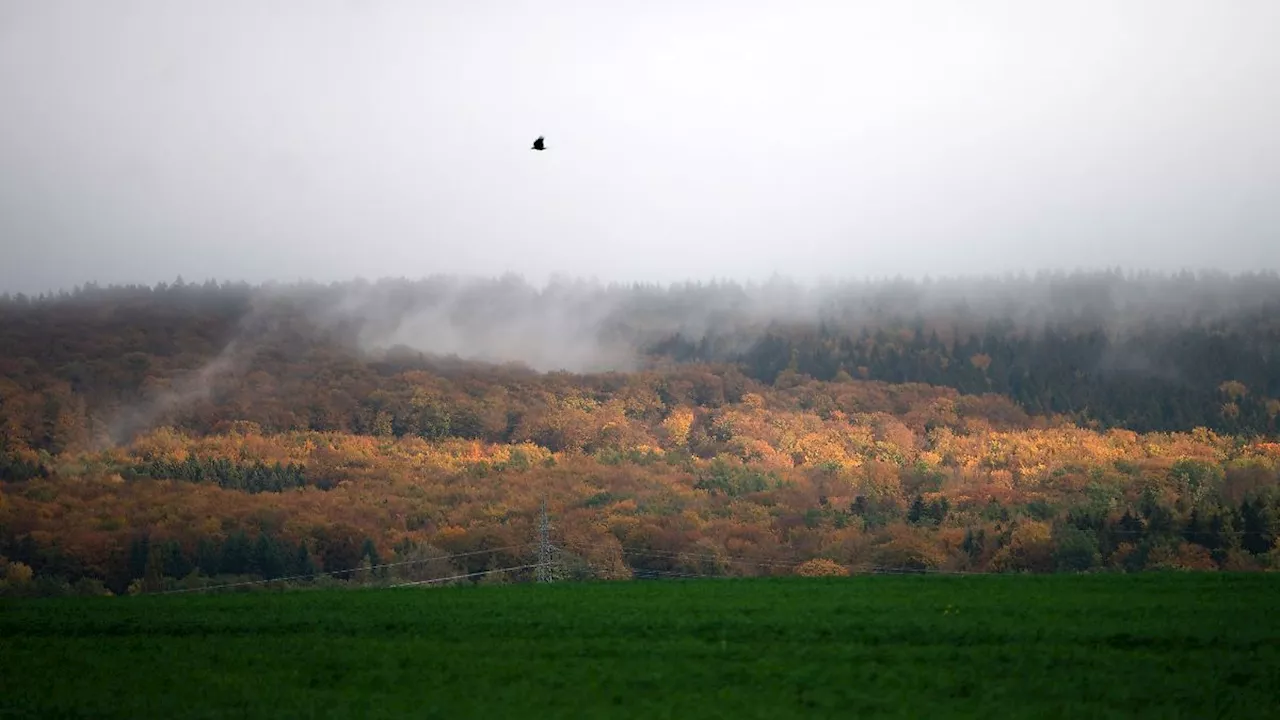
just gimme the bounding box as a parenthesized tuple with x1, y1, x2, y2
(149, 515, 1255, 595)
(153, 543, 530, 595)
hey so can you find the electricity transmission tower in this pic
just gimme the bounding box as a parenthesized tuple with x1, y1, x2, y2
(536, 497, 555, 583)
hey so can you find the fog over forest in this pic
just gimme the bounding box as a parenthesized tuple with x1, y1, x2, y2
(297, 270, 1280, 373)
(9, 269, 1280, 361)
(3, 270, 1278, 447)
(8, 269, 1279, 371)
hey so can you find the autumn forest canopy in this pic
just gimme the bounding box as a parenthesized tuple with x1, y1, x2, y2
(2, 269, 1280, 596)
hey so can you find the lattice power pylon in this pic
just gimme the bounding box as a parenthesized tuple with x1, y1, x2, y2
(536, 498, 555, 583)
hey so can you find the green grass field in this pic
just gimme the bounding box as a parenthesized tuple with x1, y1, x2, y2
(3, 573, 1277, 718)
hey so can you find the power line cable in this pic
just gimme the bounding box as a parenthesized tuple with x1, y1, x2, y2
(389, 563, 546, 588)
(153, 543, 530, 595)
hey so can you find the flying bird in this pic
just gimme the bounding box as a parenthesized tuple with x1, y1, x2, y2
(531, 136, 546, 151)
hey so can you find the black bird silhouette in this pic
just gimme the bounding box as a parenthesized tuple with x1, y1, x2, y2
(531, 136, 546, 151)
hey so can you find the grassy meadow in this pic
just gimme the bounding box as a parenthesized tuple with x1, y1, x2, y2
(3, 573, 1278, 718)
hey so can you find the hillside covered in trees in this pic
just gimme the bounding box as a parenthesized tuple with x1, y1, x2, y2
(2, 271, 1279, 595)
(4, 269, 1279, 450)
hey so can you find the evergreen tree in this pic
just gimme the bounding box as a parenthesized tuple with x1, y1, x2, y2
(294, 543, 318, 579)
(220, 530, 253, 575)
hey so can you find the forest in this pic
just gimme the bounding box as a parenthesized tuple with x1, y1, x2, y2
(2, 270, 1279, 595)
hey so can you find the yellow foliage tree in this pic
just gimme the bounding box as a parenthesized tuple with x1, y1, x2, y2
(990, 520, 1055, 573)
(794, 558, 849, 577)
(1219, 381, 1248, 401)
(4, 560, 33, 585)
(660, 407, 694, 449)
(869, 526, 947, 571)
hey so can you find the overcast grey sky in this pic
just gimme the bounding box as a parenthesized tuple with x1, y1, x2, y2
(2, 0, 1278, 294)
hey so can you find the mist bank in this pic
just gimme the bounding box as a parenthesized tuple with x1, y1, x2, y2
(2, 269, 1279, 450)
(10, 268, 1280, 363)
